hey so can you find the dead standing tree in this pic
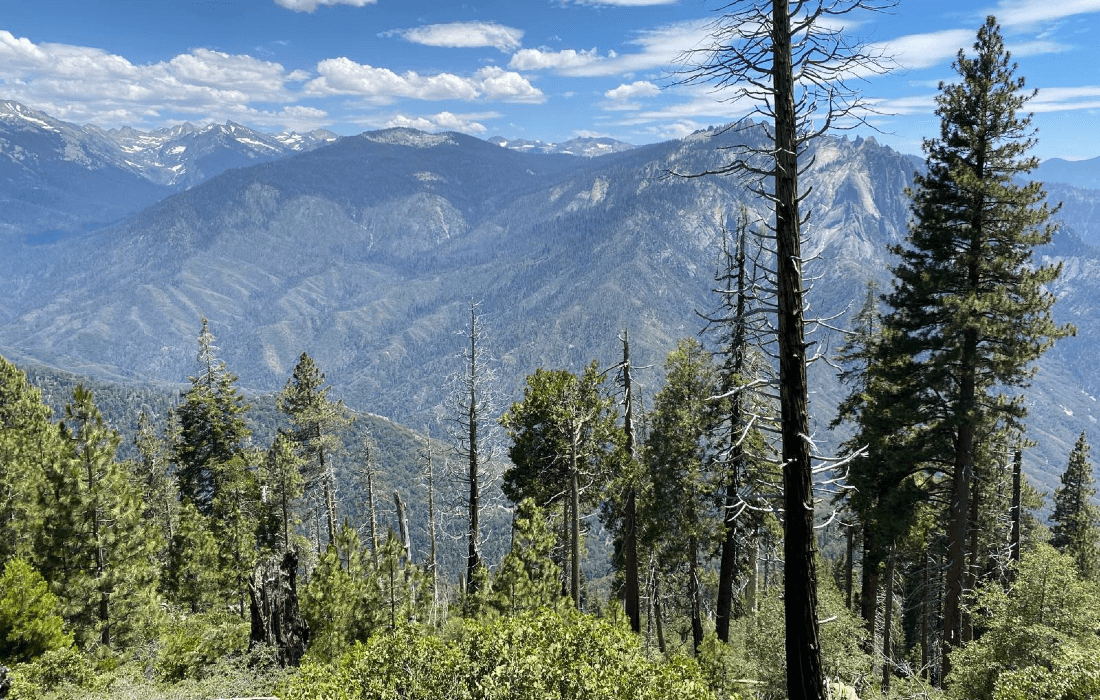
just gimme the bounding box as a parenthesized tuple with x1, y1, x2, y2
(446, 302, 503, 598)
(677, 2, 890, 698)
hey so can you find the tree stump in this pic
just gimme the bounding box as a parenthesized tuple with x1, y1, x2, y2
(248, 550, 308, 667)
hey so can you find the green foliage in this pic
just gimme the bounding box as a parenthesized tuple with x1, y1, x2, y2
(1050, 432, 1100, 578)
(166, 501, 222, 614)
(947, 543, 1100, 700)
(6, 646, 98, 700)
(154, 610, 250, 683)
(301, 523, 383, 663)
(0, 356, 64, 567)
(486, 499, 567, 616)
(284, 610, 724, 700)
(0, 559, 72, 664)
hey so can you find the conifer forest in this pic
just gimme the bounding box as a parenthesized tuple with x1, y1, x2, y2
(3, 15, 1100, 700)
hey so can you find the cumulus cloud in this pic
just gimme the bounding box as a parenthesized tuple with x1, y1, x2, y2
(0, 30, 304, 127)
(603, 80, 660, 110)
(274, 0, 376, 12)
(390, 22, 524, 52)
(307, 58, 544, 103)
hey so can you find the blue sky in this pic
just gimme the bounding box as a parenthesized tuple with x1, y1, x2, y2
(1, 0, 1099, 160)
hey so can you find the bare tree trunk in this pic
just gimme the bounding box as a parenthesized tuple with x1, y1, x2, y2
(320, 446, 336, 548)
(882, 547, 896, 694)
(717, 220, 750, 642)
(772, 4, 824, 696)
(621, 331, 641, 634)
(394, 492, 412, 563)
(746, 533, 758, 616)
(466, 306, 483, 592)
(570, 446, 581, 610)
(845, 524, 855, 611)
(425, 436, 438, 606)
(689, 535, 704, 653)
(1010, 448, 1022, 572)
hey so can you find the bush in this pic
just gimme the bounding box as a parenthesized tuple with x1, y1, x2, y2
(154, 611, 249, 683)
(284, 609, 725, 700)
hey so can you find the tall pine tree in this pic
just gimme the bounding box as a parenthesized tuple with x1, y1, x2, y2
(878, 17, 1073, 676)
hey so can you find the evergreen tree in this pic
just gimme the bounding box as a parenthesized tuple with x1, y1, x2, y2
(175, 319, 252, 517)
(133, 410, 178, 573)
(258, 430, 305, 553)
(500, 363, 620, 610)
(878, 17, 1073, 671)
(278, 353, 349, 549)
(0, 357, 62, 568)
(642, 338, 719, 653)
(490, 498, 565, 616)
(47, 385, 162, 648)
(0, 558, 71, 663)
(1050, 432, 1100, 579)
(301, 523, 383, 662)
(168, 500, 222, 613)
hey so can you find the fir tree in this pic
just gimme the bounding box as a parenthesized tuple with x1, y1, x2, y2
(0, 558, 72, 663)
(500, 363, 620, 610)
(1051, 432, 1100, 579)
(878, 17, 1074, 672)
(278, 353, 349, 549)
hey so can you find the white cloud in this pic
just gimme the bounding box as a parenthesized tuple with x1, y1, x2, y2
(307, 57, 544, 103)
(383, 110, 498, 134)
(602, 80, 661, 110)
(872, 29, 974, 71)
(994, 0, 1100, 27)
(605, 80, 660, 100)
(391, 22, 524, 52)
(475, 66, 545, 103)
(1031, 86, 1100, 112)
(274, 0, 376, 12)
(0, 30, 304, 127)
(508, 20, 710, 77)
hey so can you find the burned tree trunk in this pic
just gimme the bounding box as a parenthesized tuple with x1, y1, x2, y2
(248, 550, 308, 667)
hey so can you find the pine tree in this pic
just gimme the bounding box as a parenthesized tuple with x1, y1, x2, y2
(175, 319, 252, 517)
(278, 352, 349, 549)
(47, 385, 162, 648)
(0, 356, 62, 567)
(1051, 432, 1100, 579)
(642, 338, 719, 653)
(0, 558, 72, 663)
(500, 363, 620, 610)
(878, 17, 1073, 674)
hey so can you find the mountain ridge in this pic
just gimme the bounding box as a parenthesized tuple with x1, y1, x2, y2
(1, 111, 1099, 495)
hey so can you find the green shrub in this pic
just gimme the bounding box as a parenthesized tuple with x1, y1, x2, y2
(153, 611, 249, 683)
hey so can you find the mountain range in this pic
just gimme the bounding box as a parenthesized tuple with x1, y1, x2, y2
(2, 101, 1100, 497)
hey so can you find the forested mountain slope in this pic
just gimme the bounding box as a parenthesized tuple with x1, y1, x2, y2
(2, 123, 1099, 493)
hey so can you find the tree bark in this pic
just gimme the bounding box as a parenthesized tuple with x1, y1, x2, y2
(1010, 448, 1022, 571)
(772, 3, 825, 697)
(882, 547, 896, 694)
(248, 550, 308, 667)
(621, 331, 641, 634)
